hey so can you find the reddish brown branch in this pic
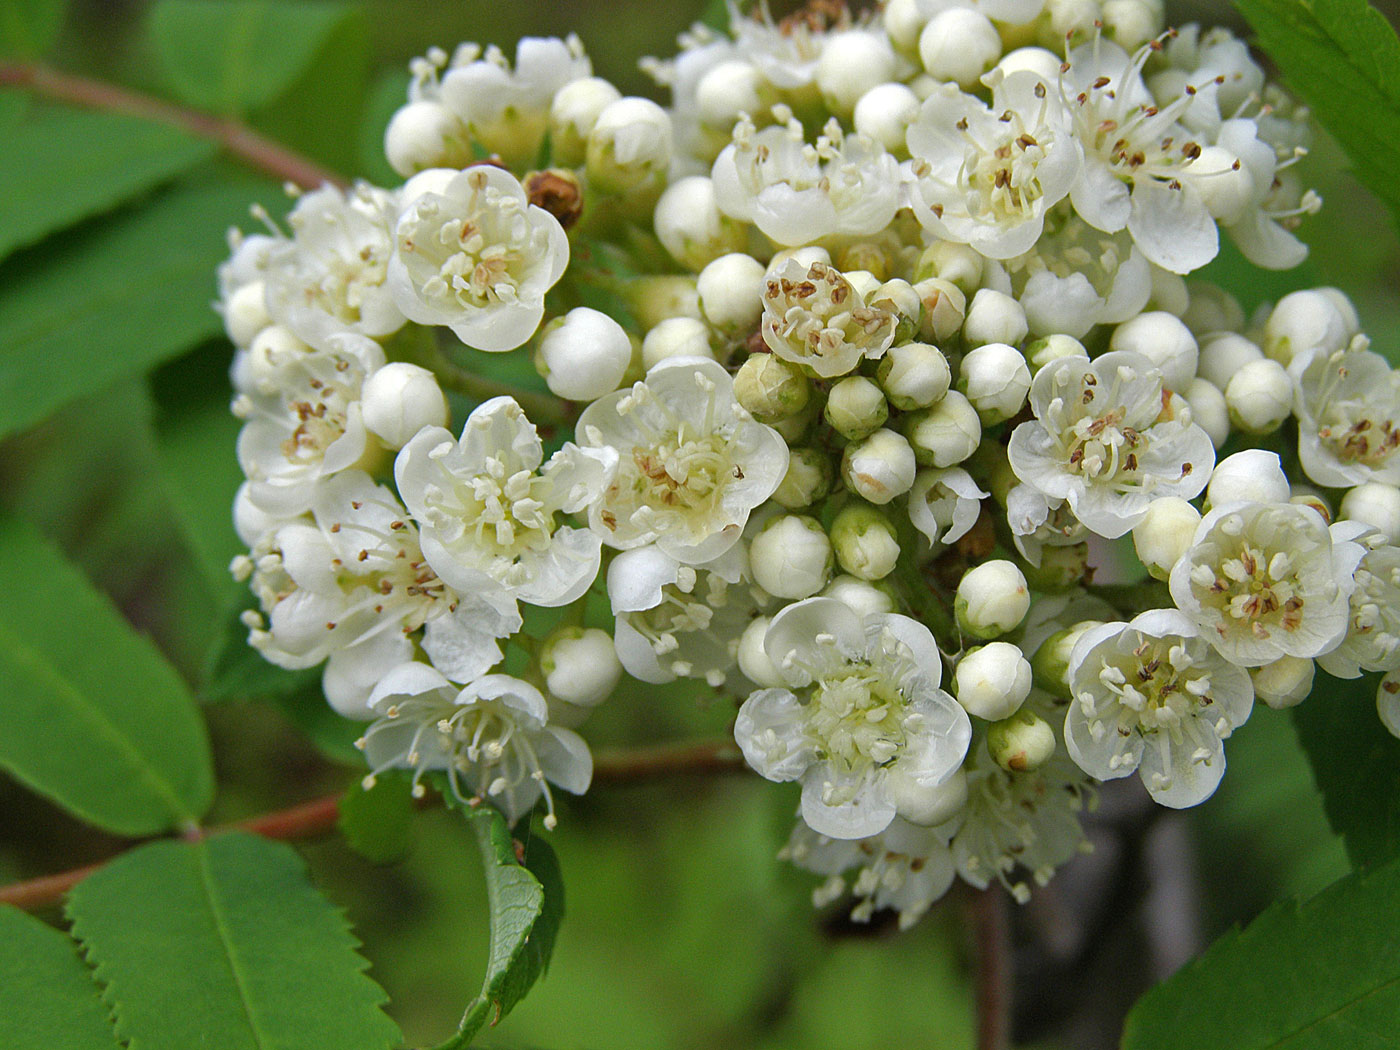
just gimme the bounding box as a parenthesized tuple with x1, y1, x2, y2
(0, 738, 744, 911)
(0, 61, 346, 189)
(972, 887, 1013, 1050)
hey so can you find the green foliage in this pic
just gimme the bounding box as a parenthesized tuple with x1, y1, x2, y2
(1293, 671, 1400, 869)
(0, 513, 213, 835)
(149, 0, 365, 117)
(0, 176, 279, 443)
(0, 906, 119, 1050)
(1235, 0, 1400, 232)
(66, 832, 400, 1050)
(0, 108, 215, 265)
(436, 806, 564, 1049)
(338, 771, 416, 865)
(1123, 851, 1400, 1049)
(0, 0, 67, 58)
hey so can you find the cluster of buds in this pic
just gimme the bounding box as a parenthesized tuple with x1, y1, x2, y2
(218, 0, 1400, 928)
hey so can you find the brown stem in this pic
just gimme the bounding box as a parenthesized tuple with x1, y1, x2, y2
(0, 738, 744, 911)
(0, 61, 346, 189)
(972, 887, 1013, 1050)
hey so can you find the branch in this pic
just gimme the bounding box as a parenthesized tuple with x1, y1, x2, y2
(0, 738, 744, 911)
(972, 887, 1013, 1050)
(0, 61, 346, 189)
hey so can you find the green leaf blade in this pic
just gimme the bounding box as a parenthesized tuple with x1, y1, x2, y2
(0, 906, 121, 1050)
(1123, 854, 1400, 1050)
(0, 108, 215, 265)
(0, 513, 213, 835)
(0, 0, 67, 58)
(66, 832, 400, 1050)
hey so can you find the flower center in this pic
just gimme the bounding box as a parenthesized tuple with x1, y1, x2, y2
(1193, 541, 1304, 640)
(424, 453, 557, 560)
(808, 666, 910, 775)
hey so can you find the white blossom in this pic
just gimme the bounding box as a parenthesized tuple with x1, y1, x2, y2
(1293, 343, 1400, 489)
(1065, 610, 1254, 807)
(908, 468, 988, 546)
(1317, 539, 1400, 679)
(734, 597, 971, 839)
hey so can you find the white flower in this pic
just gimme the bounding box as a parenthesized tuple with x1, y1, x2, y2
(1008, 350, 1215, 538)
(905, 72, 1081, 259)
(1317, 539, 1400, 679)
(262, 184, 406, 348)
(1065, 609, 1254, 808)
(711, 111, 902, 247)
(761, 259, 896, 379)
(781, 816, 956, 929)
(909, 468, 988, 546)
(360, 663, 591, 827)
(233, 330, 385, 516)
(238, 471, 518, 716)
(1005, 483, 1086, 567)
(1168, 502, 1365, 666)
(388, 166, 569, 352)
(734, 597, 971, 839)
(577, 356, 790, 564)
(395, 397, 616, 614)
(1379, 670, 1400, 740)
(608, 542, 769, 686)
(1293, 344, 1400, 489)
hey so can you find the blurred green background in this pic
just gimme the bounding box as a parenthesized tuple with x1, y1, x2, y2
(2, 2, 1399, 1048)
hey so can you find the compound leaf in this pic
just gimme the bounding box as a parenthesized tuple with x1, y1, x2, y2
(0, 906, 120, 1050)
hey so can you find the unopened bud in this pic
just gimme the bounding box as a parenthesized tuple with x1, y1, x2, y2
(1225, 359, 1292, 434)
(1196, 332, 1264, 390)
(1342, 483, 1400, 544)
(878, 341, 950, 410)
(624, 275, 701, 331)
(958, 342, 1031, 424)
(587, 96, 672, 194)
(964, 289, 1028, 349)
(541, 626, 623, 707)
(537, 307, 633, 402)
(955, 560, 1029, 639)
(360, 362, 448, 449)
(821, 574, 897, 617)
(1132, 497, 1202, 580)
(653, 176, 747, 271)
(1207, 449, 1291, 508)
(884, 765, 968, 827)
(1251, 656, 1315, 710)
(913, 277, 967, 341)
(817, 29, 898, 116)
(1022, 541, 1090, 592)
(749, 515, 833, 599)
(1025, 333, 1088, 376)
(1110, 311, 1198, 392)
(738, 616, 784, 688)
(987, 708, 1057, 772)
(853, 81, 920, 154)
(954, 642, 1032, 720)
(915, 242, 983, 295)
(830, 504, 901, 581)
(842, 428, 917, 504)
(825, 376, 889, 440)
(698, 253, 766, 332)
(905, 391, 981, 467)
(772, 447, 833, 509)
(1183, 377, 1230, 448)
(642, 317, 713, 370)
(549, 76, 623, 167)
(1031, 620, 1104, 695)
(1181, 281, 1245, 337)
(384, 99, 469, 177)
(919, 8, 1001, 89)
(734, 353, 811, 424)
(1264, 289, 1350, 365)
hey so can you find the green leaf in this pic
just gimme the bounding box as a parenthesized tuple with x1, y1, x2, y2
(0, 513, 213, 835)
(1235, 0, 1400, 231)
(0, 175, 277, 443)
(436, 806, 564, 1049)
(0, 108, 215, 265)
(67, 832, 400, 1050)
(0, 0, 67, 58)
(1293, 671, 1400, 869)
(1123, 852, 1400, 1049)
(0, 906, 120, 1050)
(149, 0, 364, 117)
(338, 771, 415, 864)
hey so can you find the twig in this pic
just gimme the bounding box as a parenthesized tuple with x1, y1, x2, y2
(0, 61, 345, 189)
(0, 738, 744, 911)
(972, 887, 1013, 1050)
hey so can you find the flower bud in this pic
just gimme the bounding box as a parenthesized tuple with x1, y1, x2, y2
(624, 275, 701, 331)
(541, 626, 623, 707)
(1102, 0, 1163, 50)
(825, 376, 889, 440)
(830, 504, 900, 581)
(586, 96, 673, 194)
(696, 60, 768, 130)
(738, 616, 785, 688)
(913, 277, 967, 341)
(821, 574, 897, 617)
(878, 342, 950, 410)
(772, 446, 833, 509)
(1192, 144, 1256, 224)
(1182, 281, 1245, 337)
(769, 398, 819, 444)
(1025, 333, 1088, 376)
(697, 252, 766, 332)
(1204, 449, 1290, 509)
(1021, 541, 1090, 592)
(1225, 358, 1292, 434)
(1379, 669, 1400, 739)
(653, 176, 747, 271)
(1183, 377, 1230, 448)
(987, 708, 1057, 772)
(817, 29, 898, 116)
(842, 428, 917, 504)
(854, 82, 920, 155)
(883, 0, 927, 54)
(871, 278, 923, 342)
(915, 242, 983, 295)
(1251, 655, 1315, 710)
(1341, 483, 1400, 545)
(384, 99, 469, 177)
(641, 317, 714, 370)
(1264, 289, 1349, 365)
(884, 766, 968, 828)
(749, 514, 833, 599)
(843, 268, 882, 301)
(957, 343, 1031, 424)
(919, 8, 1001, 89)
(223, 281, 271, 349)
(734, 353, 812, 424)
(1148, 267, 1189, 317)
(955, 560, 1029, 639)
(360, 362, 449, 449)
(905, 391, 982, 467)
(1109, 311, 1198, 392)
(536, 307, 633, 401)
(1291, 490, 1333, 524)
(1132, 497, 1202, 580)
(1031, 621, 1104, 695)
(550, 76, 623, 166)
(1196, 332, 1264, 391)
(964, 289, 1028, 349)
(954, 642, 1032, 720)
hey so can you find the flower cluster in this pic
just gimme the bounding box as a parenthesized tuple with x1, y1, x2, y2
(219, 0, 1400, 927)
